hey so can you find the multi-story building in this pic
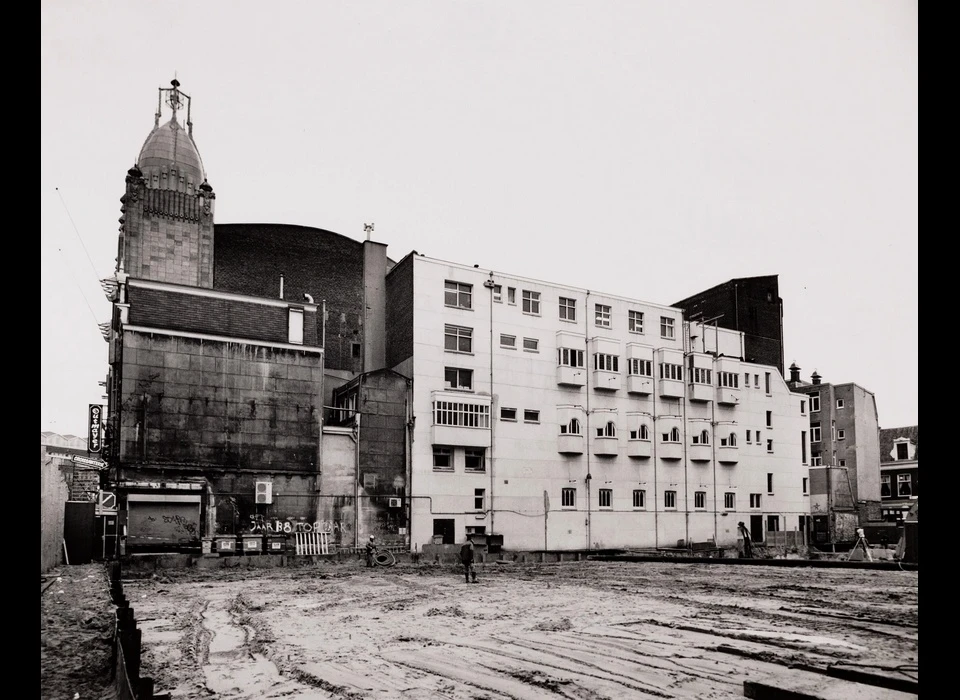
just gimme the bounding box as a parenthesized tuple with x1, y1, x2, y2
(386, 255, 810, 551)
(786, 364, 880, 545)
(878, 425, 918, 521)
(673, 275, 785, 376)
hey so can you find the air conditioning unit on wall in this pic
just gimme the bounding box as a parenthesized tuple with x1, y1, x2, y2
(388, 497, 402, 508)
(255, 481, 273, 504)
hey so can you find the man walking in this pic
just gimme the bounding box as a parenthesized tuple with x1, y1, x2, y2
(365, 535, 376, 567)
(460, 537, 477, 583)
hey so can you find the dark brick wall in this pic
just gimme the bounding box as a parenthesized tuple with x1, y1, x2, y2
(213, 223, 365, 372)
(674, 276, 783, 374)
(386, 253, 415, 368)
(117, 332, 322, 471)
(128, 285, 317, 346)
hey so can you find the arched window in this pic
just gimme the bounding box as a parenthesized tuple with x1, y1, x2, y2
(640, 424, 649, 440)
(701, 429, 710, 445)
(569, 418, 581, 435)
(669, 427, 680, 442)
(597, 421, 616, 437)
(729, 432, 737, 447)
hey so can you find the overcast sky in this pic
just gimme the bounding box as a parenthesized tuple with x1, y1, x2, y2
(41, 1, 917, 437)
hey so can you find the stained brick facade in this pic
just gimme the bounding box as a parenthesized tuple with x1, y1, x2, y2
(385, 252, 415, 369)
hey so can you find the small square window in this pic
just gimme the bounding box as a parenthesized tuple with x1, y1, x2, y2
(507, 287, 517, 305)
(838, 459, 846, 467)
(492, 284, 503, 303)
(660, 316, 675, 339)
(444, 280, 473, 309)
(559, 297, 576, 322)
(444, 367, 473, 391)
(433, 447, 453, 471)
(500, 407, 517, 421)
(523, 409, 540, 423)
(837, 429, 846, 440)
(628, 310, 644, 333)
(522, 290, 541, 315)
(595, 304, 612, 328)
(750, 493, 762, 508)
(836, 399, 845, 409)
(465, 449, 485, 472)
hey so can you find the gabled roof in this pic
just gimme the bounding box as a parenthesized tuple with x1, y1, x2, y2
(879, 425, 919, 462)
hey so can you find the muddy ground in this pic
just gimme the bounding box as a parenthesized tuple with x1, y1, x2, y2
(82, 557, 916, 699)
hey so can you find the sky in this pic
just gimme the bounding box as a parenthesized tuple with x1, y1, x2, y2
(41, 1, 918, 437)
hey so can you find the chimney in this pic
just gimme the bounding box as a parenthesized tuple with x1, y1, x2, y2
(788, 362, 801, 384)
(811, 370, 821, 385)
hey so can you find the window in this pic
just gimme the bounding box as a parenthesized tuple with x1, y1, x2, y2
(500, 407, 517, 421)
(559, 418, 582, 435)
(767, 473, 774, 493)
(559, 297, 576, 321)
(655, 317, 674, 340)
(800, 400, 807, 415)
(523, 409, 540, 423)
(765, 410, 772, 428)
(444, 367, 473, 391)
(664, 490, 677, 508)
(881, 474, 891, 497)
(594, 304, 612, 328)
(521, 290, 541, 315)
(754, 430, 761, 443)
(444, 281, 472, 309)
(522, 337, 540, 352)
(352, 342, 361, 358)
(598, 489, 612, 508)
(724, 492, 736, 509)
(718, 372, 739, 388)
(596, 421, 616, 438)
(561, 487, 576, 508)
(766, 439, 773, 452)
(659, 363, 683, 380)
(628, 358, 652, 376)
(288, 308, 304, 344)
(754, 374, 760, 388)
(628, 310, 644, 333)
(492, 284, 502, 303)
(764, 372, 771, 394)
(692, 429, 709, 445)
(811, 456, 822, 466)
(744, 372, 750, 387)
(662, 427, 681, 443)
(629, 424, 650, 440)
(594, 353, 619, 372)
(802, 477, 808, 495)
(433, 400, 490, 428)
(801, 431, 807, 463)
(444, 324, 473, 353)
(433, 447, 453, 471)
(838, 459, 846, 467)
(558, 348, 585, 367)
(897, 474, 912, 496)
(836, 398, 845, 409)
(766, 515, 780, 532)
(811, 422, 822, 442)
(633, 489, 646, 508)
(750, 493, 761, 508)
(465, 449, 485, 472)
(694, 491, 706, 509)
(507, 287, 516, 305)
(690, 364, 712, 384)
(720, 432, 737, 447)
(837, 429, 846, 440)
(474, 488, 486, 510)
(746, 431, 752, 444)
(896, 443, 909, 460)
(810, 392, 821, 412)
(500, 333, 516, 349)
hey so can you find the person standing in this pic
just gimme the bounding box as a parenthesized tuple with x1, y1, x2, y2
(365, 535, 376, 567)
(460, 538, 477, 583)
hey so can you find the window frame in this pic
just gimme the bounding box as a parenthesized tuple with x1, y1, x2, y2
(598, 488, 612, 508)
(595, 303, 612, 328)
(724, 492, 736, 509)
(444, 324, 473, 354)
(694, 491, 706, 509)
(632, 489, 646, 509)
(444, 280, 473, 309)
(664, 490, 677, 509)
(522, 337, 540, 353)
(500, 407, 517, 421)
(465, 449, 486, 473)
(523, 409, 541, 424)
(628, 310, 644, 334)
(500, 333, 517, 349)
(558, 296, 577, 322)
(561, 487, 576, 508)
(660, 316, 675, 339)
(521, 289, 541, 315)
(444, 367, 474, 392)
(432, 446, 453, 472)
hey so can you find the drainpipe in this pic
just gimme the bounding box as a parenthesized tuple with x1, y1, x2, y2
(354, 374, 363, 548)
(682, 397, 690, 548)
(652, 393, 659, 549)
(485, 273, 496, 536)
(711, 398, 718, 545)
(584, 291, 592, 551)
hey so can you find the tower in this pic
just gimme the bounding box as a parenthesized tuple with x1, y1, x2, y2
(117, 79, 215, 287)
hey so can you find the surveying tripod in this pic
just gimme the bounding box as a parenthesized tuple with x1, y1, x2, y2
(850, 528, 873, 562)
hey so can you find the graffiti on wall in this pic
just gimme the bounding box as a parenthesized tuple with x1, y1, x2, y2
(248, 514, 346, 534)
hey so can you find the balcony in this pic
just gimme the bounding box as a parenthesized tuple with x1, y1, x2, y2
(717, 445, 739, 464)
(626, 375, 653, 395)
(689, 382, 713, 403)
(716, 387, 740, 406)
(431, 391, 492, 448)
(627, 440, 652, 458)
(556, 365, 586, 387)
(659, 442, 682, 460)
(659, 378, 684, 399)
(592, 437, 619, 457)
(593, 370, 621, 392)
(558, 434, 584, 455)
(689, 444, 712, 462)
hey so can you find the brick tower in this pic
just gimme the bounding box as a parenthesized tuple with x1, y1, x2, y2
(117, 79, 215, 287)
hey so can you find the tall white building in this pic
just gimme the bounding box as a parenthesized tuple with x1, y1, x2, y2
(385, 254, 810, 551)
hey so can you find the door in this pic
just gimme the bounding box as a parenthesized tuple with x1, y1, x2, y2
(64, 501, 96, 565)
(432, 518, 455, 544)
(749, 514, 763, 543)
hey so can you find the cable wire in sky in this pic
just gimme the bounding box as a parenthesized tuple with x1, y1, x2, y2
(56, 187, 104, 285)
(55, 247, 102, 326)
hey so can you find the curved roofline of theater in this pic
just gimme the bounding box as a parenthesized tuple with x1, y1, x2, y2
(214, 222, 398, 267)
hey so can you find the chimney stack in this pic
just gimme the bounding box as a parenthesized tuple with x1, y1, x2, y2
(811, 370, 821, 385)
(789, 362, 801, 384)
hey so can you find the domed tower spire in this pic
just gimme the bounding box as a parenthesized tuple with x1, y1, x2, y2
(118, 77, 215, 287)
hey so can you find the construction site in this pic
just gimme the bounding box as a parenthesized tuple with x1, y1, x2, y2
(41, 544, 918, 700)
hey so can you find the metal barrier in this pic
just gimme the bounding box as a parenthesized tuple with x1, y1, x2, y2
(294, 531, 330, 555)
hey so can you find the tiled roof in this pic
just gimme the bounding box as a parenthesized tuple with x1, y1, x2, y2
(879, 425, 919, 463)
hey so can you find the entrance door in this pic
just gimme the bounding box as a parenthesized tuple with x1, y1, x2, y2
(432, 518, 455, 544)
(749, 514, 764, 543)
(64, 501, 96, 565)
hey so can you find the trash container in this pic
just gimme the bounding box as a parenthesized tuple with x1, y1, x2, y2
(216, 537, 237, 555)
(265, 535, 286, 554)
(241, 535, 263, 554)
